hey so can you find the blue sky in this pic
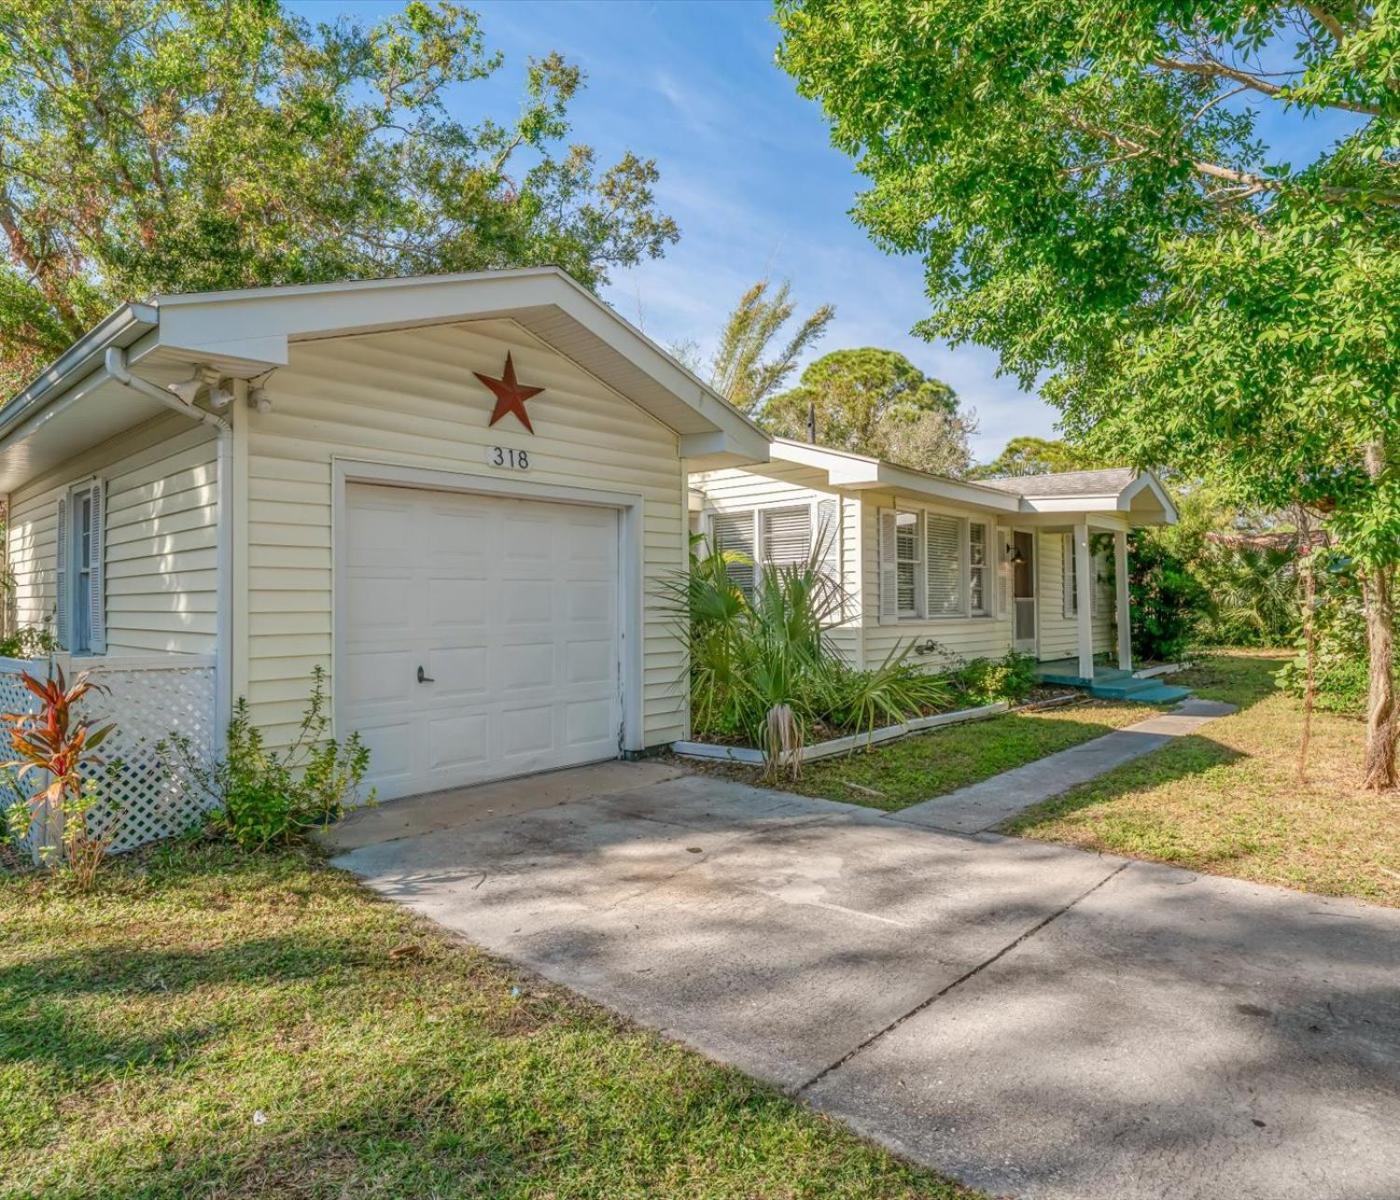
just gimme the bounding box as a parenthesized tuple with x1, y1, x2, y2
(288, 1, 1359, 463)
(290, 0, 1047, 462)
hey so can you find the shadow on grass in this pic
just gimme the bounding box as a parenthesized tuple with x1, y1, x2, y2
(1002, 733, 1247, 837)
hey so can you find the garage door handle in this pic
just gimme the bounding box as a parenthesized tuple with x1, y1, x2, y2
(416, 665, 434, 684)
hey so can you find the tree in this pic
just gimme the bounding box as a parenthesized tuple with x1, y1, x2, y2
(971, 437, 1098, 479)
(0, 0, 679, 395)
(762, 347, 974, 475)
(778, 0, 1400, 787)
(708, 279, 834, 412)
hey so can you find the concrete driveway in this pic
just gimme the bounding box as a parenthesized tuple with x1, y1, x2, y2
(327, 763, 1400, 1200)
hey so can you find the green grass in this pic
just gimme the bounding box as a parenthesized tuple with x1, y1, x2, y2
(0, 843, 975, 1200)
(1005, 651, 1400, 907)
(690, 698, 1152, 811)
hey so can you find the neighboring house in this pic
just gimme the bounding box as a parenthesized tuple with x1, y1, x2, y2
(0, 268, 767, 818)
(690, 439, 1177, 678)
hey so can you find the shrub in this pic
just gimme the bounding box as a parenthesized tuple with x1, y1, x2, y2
(1193, 541, 1300, 647)
(161, 666, 373, 851)
(0, 667, 118, 888)
(1277, 579, 1385, 715)
(1129, 531, 1205, 662)
(952, 651, 1038, 705)
(0, 625, 58, 660)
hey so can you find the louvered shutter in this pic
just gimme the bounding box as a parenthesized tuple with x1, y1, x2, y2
(816, 498, 840, 578)
(996, 526, 1011, 616)
(878, 508, 898, 620)
(87, 480, 106, 653)
(711, 510, 756, 595)
(925, 514, 963, 617)
(54, 495, 68, 649)
(762, 505, 812, 567)
(1063, 534, 1077, 617)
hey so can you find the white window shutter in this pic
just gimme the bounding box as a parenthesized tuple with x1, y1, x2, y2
(54, 495, 68, 649)
(816, 498, 839, 577)
(878, 508, 898, 620)
(762, 505, 812, 567)
(711, 510, 756, 595)
(87, 480, 106, 654)
(996, 527, 1011, 616)
(1063, 534, 1077, 618)
(925, 513, 963, 617)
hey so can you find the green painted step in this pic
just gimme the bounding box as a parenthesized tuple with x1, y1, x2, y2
(1113, 682, 1192, 705)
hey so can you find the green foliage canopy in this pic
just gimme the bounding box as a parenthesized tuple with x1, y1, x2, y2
(971, 436, 1099, 479)
(0, 0, 679, 393)
(762, 346, 973, 475)
(776, 0, 1399, 568)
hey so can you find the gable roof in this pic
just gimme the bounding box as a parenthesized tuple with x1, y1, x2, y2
(0, 268, 769, 492)
(765, 440, 1175, 525)
(978, 468, 1138, 497)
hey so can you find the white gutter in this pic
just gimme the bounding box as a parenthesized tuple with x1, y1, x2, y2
(103, 347, 234, 737)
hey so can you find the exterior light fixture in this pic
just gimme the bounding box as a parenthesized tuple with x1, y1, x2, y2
(249, 387, 272, 414)
(167, 371, 204, 406)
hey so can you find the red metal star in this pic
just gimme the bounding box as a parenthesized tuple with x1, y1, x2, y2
(474, 352, 544, 434)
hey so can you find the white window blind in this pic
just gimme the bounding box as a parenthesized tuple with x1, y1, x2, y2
(895, 511, 921, 616)
(762, 505, 812, 567)
(925, 513, 963, 616)
(711, 510, 756, 595)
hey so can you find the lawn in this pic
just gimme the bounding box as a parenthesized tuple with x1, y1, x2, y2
(1005, 650, 1400, 907)
(688, 698, 1151, 811)
(0, 844, 974, 1200)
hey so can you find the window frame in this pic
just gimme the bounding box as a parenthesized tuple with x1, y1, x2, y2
(893, 509, 922, 619)
(706, 496, 842, 596)
(56, 478, 107, 656)
(878, 503, 997, 624)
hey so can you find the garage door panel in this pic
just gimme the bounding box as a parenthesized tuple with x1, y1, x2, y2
(342, 482, 621, 801)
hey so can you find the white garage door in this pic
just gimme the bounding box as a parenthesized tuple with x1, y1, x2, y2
(341, 483, 621, 800)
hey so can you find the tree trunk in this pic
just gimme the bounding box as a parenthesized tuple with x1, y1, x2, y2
(1361, 440, 1397, 790)
(1297, 545, 1316, 784)
(1361, 562, 1396, 790)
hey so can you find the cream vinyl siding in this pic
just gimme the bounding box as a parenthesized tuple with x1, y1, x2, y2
(7, 414, 218, 656)
(859, 490, 1013, 670)
(241, 318, 687, 748)
(1035, 531, 1114, 660)
(690, 463, 859, 666)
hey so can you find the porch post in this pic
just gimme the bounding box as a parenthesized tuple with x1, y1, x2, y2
(1075, 521, 1094, 680)
(1114, 529, 1132, 671)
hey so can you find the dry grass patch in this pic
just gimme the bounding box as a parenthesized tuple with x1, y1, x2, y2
(1005, 651, 1400, 906)
(0, 843, 976, 1199)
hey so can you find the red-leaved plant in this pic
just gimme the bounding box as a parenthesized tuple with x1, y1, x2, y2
(2, 667, 117, 887)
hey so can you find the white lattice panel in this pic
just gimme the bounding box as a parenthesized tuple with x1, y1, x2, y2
(2, 656, 217, 860)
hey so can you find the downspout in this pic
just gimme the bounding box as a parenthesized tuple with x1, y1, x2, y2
(104, 348, 234, 738)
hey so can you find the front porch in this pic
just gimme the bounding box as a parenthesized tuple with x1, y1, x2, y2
(1034, 658, 1191, 705)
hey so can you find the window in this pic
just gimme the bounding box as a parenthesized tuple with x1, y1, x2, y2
(710, 509, 756, 595)
(969, 521, 989, 615)
(55, 479, 106, 655)
(762, 505, 812, 567)
(878, 506, 992, 621)
(894, 511, 921, 617)
(1064, 532, 1110, 618)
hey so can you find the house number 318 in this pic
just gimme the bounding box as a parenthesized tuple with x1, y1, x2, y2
(488, 446, 530, 470)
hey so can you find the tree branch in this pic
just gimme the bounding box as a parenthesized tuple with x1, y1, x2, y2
(1153, 53, 1381, 117)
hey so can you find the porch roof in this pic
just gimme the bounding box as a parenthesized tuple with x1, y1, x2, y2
(769, 440, 1176, 525)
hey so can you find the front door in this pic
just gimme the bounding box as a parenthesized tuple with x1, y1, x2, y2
(1012, 530, 1037, 654)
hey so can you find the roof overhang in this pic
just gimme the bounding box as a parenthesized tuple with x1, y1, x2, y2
(0, 268, 769, 493)
(771, 439, 1021, 515)
(1016, 472, 1177, 524)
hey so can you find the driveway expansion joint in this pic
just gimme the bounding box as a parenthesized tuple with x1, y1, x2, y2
(791, 858, 1133, 1097)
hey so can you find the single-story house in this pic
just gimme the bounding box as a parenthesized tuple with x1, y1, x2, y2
(0, 268, 767, 829)
(689, 438, 1177, 678)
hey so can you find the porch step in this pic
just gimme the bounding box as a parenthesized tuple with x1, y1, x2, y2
(1034, 662, 1192, 706)
(1111, 682, 1192, 705)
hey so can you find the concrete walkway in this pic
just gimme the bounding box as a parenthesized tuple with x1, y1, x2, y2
(892, 698, 1237, 833)
(329, 764, 1400, 1200)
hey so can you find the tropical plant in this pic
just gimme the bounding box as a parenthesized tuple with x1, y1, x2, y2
(777, 0, 1400, 788)
(1193, 541, 1301, 647)
(709, 279, 835, 413)
(1128, 532, 1205, 663)
(0, 0, 679, 395)
(952, 651, 1039, 706)
(761, 348, 973, 476)
(664, 541, 951, 774)
(0, 667, 117, 887)
(159, 667, 371, 851)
